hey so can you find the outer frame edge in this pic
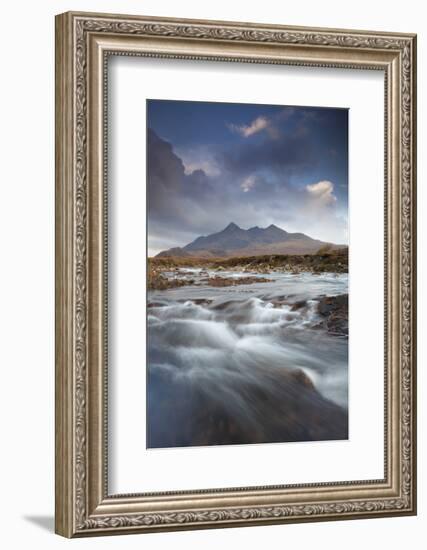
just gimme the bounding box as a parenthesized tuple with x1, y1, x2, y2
(55, 11, 76, 539)
(54, 11, 417, 537)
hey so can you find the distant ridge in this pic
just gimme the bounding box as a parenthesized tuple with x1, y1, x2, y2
(156, 223, 344, 258)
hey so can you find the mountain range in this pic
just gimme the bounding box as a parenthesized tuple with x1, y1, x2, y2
(155, 222, 344, 258)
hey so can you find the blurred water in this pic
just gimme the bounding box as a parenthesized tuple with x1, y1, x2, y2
(147, 270, 348, 448)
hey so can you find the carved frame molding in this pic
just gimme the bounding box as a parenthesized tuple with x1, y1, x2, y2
(55, 12, 416, 537)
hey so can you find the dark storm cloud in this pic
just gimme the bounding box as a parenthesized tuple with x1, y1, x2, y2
(147, 128, 297, 231)
(147, 129, 218, 240)
(147, 129, 209, 203)
(220, 123, 316, 178)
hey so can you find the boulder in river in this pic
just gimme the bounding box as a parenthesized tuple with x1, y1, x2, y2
(316, 294, 348, 336)
(147, 363, 348, 448)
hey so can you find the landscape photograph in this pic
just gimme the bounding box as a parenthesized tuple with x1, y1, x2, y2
(146, 99, 349, 449)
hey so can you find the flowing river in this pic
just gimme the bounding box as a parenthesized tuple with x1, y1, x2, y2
(147, 269, 348, 448)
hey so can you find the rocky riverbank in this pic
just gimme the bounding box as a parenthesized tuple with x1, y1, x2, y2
(203, 275, 273, 287)
(148, 268, 195, 290)
(148, 249, 348, 290)
(148, 269, 272, 290)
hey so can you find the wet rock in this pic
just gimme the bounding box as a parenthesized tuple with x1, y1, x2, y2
(318, 294, 347, 315)
(271, 300, 288, 308)
(210, 299, 240, 311)
(317, 294, 348, 336)
(206, 276, 273, 287)
(191, 298, 213, 306)
(290, 369, 315, 390)
(148, 269, 195, 290)
(291, 299, 307, 311)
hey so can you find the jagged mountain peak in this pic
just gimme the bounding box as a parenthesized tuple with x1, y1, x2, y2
(156, 223, 340, 258)
(223, 222, 241, 231)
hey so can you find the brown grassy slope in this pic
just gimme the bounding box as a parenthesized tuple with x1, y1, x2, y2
(148, 247, 348, 274)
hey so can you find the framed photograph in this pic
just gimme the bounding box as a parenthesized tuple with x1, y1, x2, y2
(55, 11, 417, 537)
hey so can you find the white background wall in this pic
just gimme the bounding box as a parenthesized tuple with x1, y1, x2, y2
(0, 1, 424, 548)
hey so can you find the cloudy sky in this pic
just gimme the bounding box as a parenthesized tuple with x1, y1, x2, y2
(147, 99, 348, 256)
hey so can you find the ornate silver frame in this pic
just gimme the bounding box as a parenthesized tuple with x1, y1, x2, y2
(55, 11, 417, 537)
